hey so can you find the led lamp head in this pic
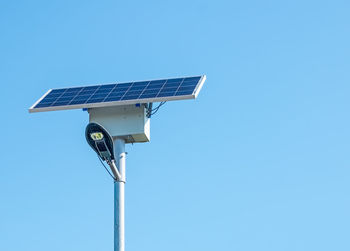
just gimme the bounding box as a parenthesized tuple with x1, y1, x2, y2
(85, 123, 115, 162)
(90, 132, 104, 141)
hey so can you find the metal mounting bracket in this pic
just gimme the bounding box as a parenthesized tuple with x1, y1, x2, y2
(109, 160, 124, 182)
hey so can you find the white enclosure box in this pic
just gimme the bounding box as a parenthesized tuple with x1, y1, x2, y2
(88, 105, 150, 143)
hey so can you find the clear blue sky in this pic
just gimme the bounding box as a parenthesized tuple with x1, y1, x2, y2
(1, 1, 349, 250)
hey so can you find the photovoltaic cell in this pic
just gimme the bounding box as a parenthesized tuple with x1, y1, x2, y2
(29, 75, 206, 113)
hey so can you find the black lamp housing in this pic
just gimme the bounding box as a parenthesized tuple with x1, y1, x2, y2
(85, 122, 115, 162)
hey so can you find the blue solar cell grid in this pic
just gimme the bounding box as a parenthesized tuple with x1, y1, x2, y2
(34, 76, 201, 109)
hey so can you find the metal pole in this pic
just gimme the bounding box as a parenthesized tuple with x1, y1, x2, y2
(114, 138, 126, 251)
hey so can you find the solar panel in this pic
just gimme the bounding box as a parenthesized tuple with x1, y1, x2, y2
(29, 75, 206, 113)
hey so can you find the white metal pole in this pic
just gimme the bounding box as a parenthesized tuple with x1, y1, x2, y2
(114, 138, 126, 251)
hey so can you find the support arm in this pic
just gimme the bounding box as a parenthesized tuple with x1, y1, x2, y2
(109, 160, 122, 182)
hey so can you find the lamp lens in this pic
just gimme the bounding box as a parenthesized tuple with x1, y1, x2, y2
(90, 132, 104, 141)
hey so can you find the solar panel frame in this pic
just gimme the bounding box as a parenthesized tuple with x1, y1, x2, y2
(29, 75, 206, 113)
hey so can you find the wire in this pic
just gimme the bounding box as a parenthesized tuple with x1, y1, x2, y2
(150, 101, 166, 116)
(97, 155, 115, 180)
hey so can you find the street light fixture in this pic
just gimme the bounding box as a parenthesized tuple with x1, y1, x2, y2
(29, 75, 206, 251)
